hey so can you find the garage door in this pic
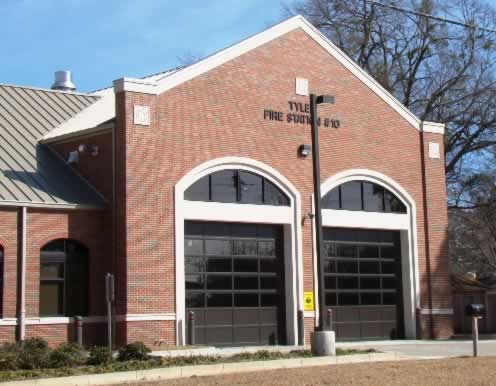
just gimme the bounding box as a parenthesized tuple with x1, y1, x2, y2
(323, 228, 404, 340)
(185, 221, 286, 346)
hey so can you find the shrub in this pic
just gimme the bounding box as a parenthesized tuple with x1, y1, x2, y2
(18, 337, 50, 370)
(117, 342, 151, 362)
(49, 343, 86, 368)
(87, 346, 114, 366)
(0, 343, 20, 370)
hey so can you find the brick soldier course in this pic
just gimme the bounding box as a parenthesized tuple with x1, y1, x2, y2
(0, 15, 452, 347)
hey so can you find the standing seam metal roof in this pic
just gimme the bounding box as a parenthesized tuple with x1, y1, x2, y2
(0, 84, 106, 208)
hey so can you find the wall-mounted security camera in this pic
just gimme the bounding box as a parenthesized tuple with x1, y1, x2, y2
(67, 151, 79, 165)
(78, 144, 99, 156)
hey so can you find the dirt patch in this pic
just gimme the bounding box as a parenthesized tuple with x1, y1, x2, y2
(133, 357, 496, 386)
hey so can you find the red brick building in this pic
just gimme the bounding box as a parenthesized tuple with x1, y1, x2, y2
(0, 16, 452, 348)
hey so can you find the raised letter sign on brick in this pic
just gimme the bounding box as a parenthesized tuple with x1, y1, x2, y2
(134, 105, 150, 126)
(429, 142, 440, 159)
(295, 78, 309, 96)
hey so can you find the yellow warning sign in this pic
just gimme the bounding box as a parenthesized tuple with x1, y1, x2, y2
(303, 291, 314, 311)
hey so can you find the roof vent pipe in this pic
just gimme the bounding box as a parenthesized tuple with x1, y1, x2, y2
(51, 70, 76, 91)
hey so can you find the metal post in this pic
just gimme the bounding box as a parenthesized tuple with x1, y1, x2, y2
(298, 310, 305, 345)
(327, 309, 333, 331)
(106, 273, 115, 353)
(473, 316, 479, 357)
(187, 311, 195, 345)
(75, 316, 83, 346)
(310, 94, 327, 332)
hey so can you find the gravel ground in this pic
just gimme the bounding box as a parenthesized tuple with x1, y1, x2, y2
(132, 357, 496, 386)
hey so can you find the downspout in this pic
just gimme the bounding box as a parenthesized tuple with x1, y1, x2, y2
(18, 206, 27, 341)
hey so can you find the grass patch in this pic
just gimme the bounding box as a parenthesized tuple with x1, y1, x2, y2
(0, 348, 376, 382)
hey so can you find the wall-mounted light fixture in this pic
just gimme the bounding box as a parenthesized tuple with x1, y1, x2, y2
(78, 144, 99, 156)
(298, 144, 312, 157)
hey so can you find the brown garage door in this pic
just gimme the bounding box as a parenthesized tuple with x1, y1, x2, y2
(323, 228, 404, 340)
(185, 221, 286, 346)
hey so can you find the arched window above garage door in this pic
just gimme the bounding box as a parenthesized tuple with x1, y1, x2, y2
(185, 170, 290, 206)
(322, 180, 406, 214)
(39, 239, 88, 317)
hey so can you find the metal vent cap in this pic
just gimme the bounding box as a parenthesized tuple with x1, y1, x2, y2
(51, 70, 76, 91)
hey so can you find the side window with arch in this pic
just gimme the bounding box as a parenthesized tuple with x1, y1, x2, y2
(185, 170, 290, 206)
(322, 181, 406, 214)
(39, 239, 88, 317)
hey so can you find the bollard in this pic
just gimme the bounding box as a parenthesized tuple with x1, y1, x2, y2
(327, 309, 333, 331)
(187, 311, 195, 345)
(75, 316, 83, 346)
(297, 310, 305, 345)
(473, 316, 479, 357)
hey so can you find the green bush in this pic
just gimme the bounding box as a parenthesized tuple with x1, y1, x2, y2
(117, 342, 151, 362)
(0, 343, 20, 370)
(49, 343, 86, 368)
(87, 346, 113, 366)
(18, 337, 50, 370)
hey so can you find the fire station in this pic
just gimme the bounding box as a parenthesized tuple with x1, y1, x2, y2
(0, 15, 452, 347)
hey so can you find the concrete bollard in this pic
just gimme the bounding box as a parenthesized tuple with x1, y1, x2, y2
(75, 316, 83, 346)
(311, 330, 336, 356)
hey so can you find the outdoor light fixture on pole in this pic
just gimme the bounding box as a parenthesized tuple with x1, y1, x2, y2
(309, 93, 337, 356)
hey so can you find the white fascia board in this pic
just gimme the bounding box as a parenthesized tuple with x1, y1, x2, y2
(422, 121, 446, 134)
(113, 77, 159, 94)
(183, 201, 293, 224)
(322, 209, 410, 230)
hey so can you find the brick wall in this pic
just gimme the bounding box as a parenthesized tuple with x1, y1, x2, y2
(115, 27, 452, 343)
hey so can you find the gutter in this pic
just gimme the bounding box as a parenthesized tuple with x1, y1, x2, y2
(18, 206, 27, 341)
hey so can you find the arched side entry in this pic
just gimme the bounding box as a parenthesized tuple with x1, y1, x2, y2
(175, 157, 303, 346)
(316, 169, 419, 339)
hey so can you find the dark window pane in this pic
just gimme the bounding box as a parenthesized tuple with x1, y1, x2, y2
(338, 293, 359, 305)
(325, 292, 337, 306)
(206, 258, 231, 272)
(185, 239, 203, 255)
(336, 245, 356, 258)
(41, 239, 65, 253)
(324, 243, 337, 257)
(381, 247, 399, 259)
(206, 275, 232, 289)
(360, 277, 380, 289)
(337, 261, 358, 274)
(186, 293, 204, 308)
(322, 188, 340, 209)
(260, 259, 278, 273)
(258, 241, 275, 256)
(264, 180, 289, 206)
(239, 171, 263, 204)
(324, 276, 336, 289)
(205, 239, 231, 256)
(234, 276, 258, 290)
(204, 222, 231, 237)
(65, 260, 88, 316)
(360, 261, 380, 274)
(382, 261, 395, 274)
(233, 259, 257, 273)
(66, 240, 87, 258)
(382, 277, 397, 289)
(40, 263, 63, 279)
(323, 260, 336, 273)
(184, 175, 210, 201)
(40, 282, 63, 316)
(185, 222, 204, 236)
(385, 191, 406, 213)
(186, 275, 204, 290)
(257, 225, 279, 238)
(338, 276, 359, 289)
(261, 293, 277, 306)
(358, 245, 379, 259)
(211, 170, 237, 203)
(234, 293, 259, 307)
(361, 292, 381, 305)
(261, 276, 279, 289)
(383, 292, 396, 305)
(340, 181, 362, 210)
(185, 257, 205, 273)
(207, 293, 232, 307)
(232, 240, 257, 256)
(363, 182, 384, 212)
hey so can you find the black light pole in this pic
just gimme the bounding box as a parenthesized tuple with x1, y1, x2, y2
(309, 94, 335, 331)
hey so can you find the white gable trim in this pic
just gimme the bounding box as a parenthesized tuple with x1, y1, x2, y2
(113, 15, 444, 134)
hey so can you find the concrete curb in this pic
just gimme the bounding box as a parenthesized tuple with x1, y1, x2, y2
(0, 352, 402, 386)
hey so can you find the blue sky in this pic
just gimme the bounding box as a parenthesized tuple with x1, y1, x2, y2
(1, 0, 287, 92)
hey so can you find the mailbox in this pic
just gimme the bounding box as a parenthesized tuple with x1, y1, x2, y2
(465, 303, 485, 318)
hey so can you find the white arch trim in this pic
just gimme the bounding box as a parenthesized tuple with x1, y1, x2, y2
(315, 169, 420, 339)
(174, 157, 303, 345)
